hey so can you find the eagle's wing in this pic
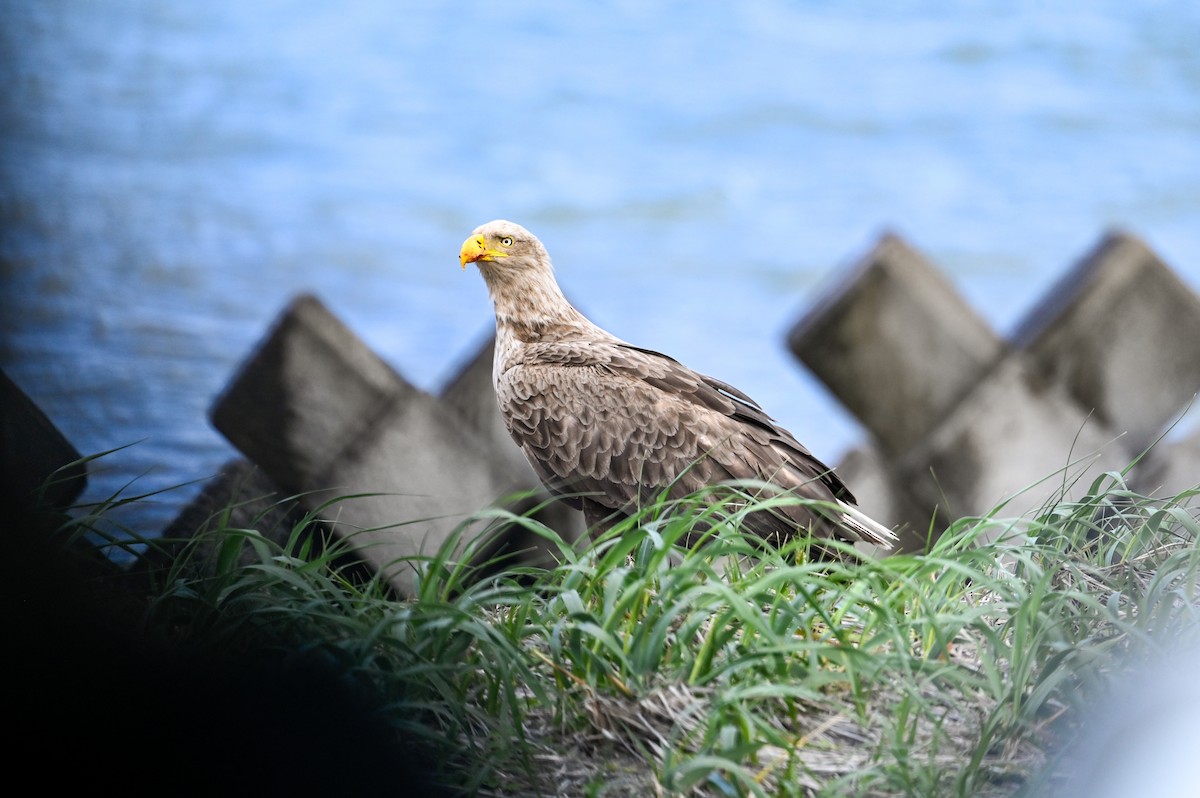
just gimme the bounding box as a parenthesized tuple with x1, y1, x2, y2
(496, 339, 883, 544)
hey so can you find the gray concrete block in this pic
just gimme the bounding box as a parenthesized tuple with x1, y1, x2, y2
(145, 459, 312, 576)
(787, 233, 1005, 456)
(3, 367, 125, 603)
(1130, 427, 1200, 500)
(440, 336, 540, 481)
(833, 445, 938, 552)
(1012, 231, 1200, 454)
(1, 367, 88, 513)
(210, 294, 540, 597)
(895, 356, 1131, 522)
(132, 458, 367, 603)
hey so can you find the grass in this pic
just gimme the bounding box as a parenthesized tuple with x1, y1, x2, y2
(30, 468, 1200, 797)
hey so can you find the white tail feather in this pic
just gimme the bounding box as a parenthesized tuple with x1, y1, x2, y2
(837, 501, 897, 549)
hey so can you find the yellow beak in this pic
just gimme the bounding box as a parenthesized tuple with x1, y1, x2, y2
(459, 233, 508, 269)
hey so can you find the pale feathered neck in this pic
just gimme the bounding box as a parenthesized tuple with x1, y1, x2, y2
(478, 256, 612, 344)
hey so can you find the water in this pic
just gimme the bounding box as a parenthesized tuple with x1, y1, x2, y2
(3, 1, 1198, 540)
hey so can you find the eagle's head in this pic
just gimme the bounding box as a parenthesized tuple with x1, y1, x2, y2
(459, 219, 550, 275)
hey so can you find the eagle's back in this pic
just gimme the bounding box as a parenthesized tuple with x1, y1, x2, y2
(495, 337, 855, 541)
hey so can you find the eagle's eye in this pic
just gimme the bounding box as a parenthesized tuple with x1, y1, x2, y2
(499, 236, 514, 247)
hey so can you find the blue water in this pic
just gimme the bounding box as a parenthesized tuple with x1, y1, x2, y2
(3, 1, 1199, 539)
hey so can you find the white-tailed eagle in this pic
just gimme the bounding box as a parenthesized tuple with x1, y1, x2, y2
(460, 219, 894, 550)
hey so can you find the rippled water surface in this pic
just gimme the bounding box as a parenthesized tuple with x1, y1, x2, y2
(3, 1, 1198, 537)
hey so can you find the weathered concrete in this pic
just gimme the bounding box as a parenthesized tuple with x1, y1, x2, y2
(789, 230, 1200, 542)
(1, 367, 88, 513)
(788, 233, 1005, 456)
(1011, 231, 1200, 455)
(138, 458, 317, 581)
(832, 445, 936, 551)
(1131, 427, 1200, 500)
(3, 370, 135, 626)
(894, 356, 1130, 523)
(210, 294, 559, 597)
(439, 336, 517, 472)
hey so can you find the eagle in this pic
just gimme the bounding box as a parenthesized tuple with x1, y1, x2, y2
(459, 219, 895, 551)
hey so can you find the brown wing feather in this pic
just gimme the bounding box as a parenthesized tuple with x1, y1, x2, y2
(613, 344, 855, 504)
(497, 339, 858, 541)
